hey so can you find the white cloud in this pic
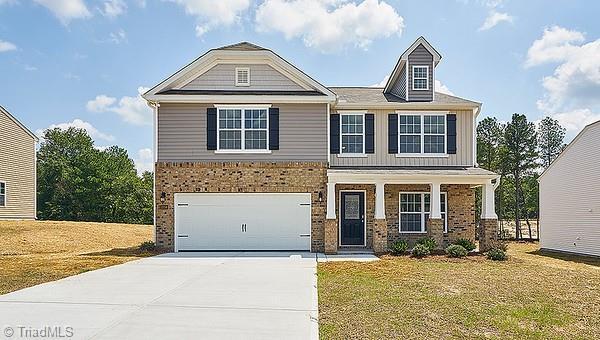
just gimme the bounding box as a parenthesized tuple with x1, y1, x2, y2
(478, 10, 514, 31)
(370, 75, 389, 87)
(36, 119, 115, 142)
(108, 29, 127, 44)
(166, 0, 250, 37)
(24, 65, 38, 71)
(87, 87, 152, 126)
(256, 0, 404, 53)
(434, 80, 454, 96)
(525, 26, 585, 67)
(100, 0, 127, 18)
(527, 26, 600, 133)
(0, 39, 17, 52)
(133, 148, 153, 174)
(33, 0, 92, 24)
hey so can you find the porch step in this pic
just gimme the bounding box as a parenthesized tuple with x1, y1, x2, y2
(337, 247, 374, 255)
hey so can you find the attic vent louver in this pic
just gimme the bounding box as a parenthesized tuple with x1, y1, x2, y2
(235, 67, 250, 86)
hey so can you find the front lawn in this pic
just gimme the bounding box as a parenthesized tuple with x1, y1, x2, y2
(0, 220, 156, 295)
(318, 243, 600, 339)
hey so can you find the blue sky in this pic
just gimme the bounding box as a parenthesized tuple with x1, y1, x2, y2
(1, 0, 599, 173)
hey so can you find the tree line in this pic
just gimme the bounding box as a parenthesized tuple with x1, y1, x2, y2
(477, 114, 567, 240)
(37, 127, 153, 224)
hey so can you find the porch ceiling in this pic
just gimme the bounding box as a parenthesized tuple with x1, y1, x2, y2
(327, 167, 498, 185)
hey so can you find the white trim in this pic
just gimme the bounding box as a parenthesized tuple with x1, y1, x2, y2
(397, 111, 447, 156)
(334, 102, 480, 110)
(235, 67, 250, 87)
(152, 102, 159, 245)
(406, 63, 410, 101)
(412, 65, 429, 91)
(145, 94, 334, 104)
(33, 140, 37, 219)
(0, 181, 6, 207)
(214, 104, 271, 108)
(339, 112, 366, 156)
(327, 103, 331, 167)
(399, 191, 447, 234)
(216, 106, 270, 153)
(338, 190, 367, 247)
(327, 170, 499, 185)
(337, 154, 368, 158)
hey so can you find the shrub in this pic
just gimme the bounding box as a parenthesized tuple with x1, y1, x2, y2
(453, 238, 476, 252)
(411, 244, 431, 258)
(416, 237, 437, 252)
(446, 244, 468, 258)
(489, 240, 508, 252)
(487, 248, 507, 261)
(390, 240, 409, 255)
(139, 241, 156, 252)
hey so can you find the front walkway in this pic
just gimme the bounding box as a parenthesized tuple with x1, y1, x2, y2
(0, 252, 318, 340)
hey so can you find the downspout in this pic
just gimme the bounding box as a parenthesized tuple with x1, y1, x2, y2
(473, 104, 481, 167)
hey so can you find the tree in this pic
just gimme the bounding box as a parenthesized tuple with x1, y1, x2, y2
(501, 114, 538, 239)
(37, 127, 153, 224)
(538, 117, 566, 169)
(477, 117, 504, 172)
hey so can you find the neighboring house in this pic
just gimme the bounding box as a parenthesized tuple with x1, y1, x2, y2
(539, 120, 600, 257)
(0, 106, 38, 220)
(143, 38, 500, 254)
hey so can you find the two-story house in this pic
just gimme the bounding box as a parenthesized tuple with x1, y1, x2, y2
(143, 37, 499, 254)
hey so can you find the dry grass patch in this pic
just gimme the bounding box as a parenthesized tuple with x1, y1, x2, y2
(0, 220, 156, 295)
(318, 242, 600, 339)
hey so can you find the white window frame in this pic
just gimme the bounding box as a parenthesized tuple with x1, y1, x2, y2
(215, 105, 271, 154)
(397, 111, 448, 157)
(399, 192, 447, 234)
(0, 181, 6, 207)
(412, 65, 429, 91)
(235, 67, 250, 87)
(339, 112, 366, 157)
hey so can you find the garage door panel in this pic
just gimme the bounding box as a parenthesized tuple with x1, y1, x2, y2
(174, 193, 311, 251)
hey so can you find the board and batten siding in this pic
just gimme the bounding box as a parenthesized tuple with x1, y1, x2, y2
(181, 64, 305, 91)
(158, 103, 328, 162)
(407, 44, 434, 102)
(0, 110, 36, 219)
(330, 109, 474, 167)
(539, 122, 600, 257)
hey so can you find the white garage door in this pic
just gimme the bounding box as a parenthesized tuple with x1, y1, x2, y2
(174, 193, 311, 251)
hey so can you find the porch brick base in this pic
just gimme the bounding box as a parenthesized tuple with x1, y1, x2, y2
(479, 218, 498, 252)
(373, 219, 388, 254)
(427, 218, 445, 250)
(324, 218, 338, 254)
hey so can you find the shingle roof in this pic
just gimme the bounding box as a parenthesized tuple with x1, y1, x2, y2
(328, 87, 480, 107)
(216, 42, 267, 51)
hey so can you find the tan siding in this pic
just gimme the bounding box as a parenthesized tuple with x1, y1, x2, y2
(182, 64, 305, 91)
(331, 109, 474, 167)
(539, 122, 600, 257)
(158, 103, 328, 162)
(0, 111, 36, 219)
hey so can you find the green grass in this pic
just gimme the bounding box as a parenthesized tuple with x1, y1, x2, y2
(318, 243, 600, 339)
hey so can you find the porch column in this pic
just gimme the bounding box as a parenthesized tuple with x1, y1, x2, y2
(325, 182, 338, 254)
(480, 179, 499, 252)
(373, 182, 388, 253)
(427, 181, 444, 250)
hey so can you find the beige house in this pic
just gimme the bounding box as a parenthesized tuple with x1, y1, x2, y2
(0, 106, 38, 220)
(144, 37, 500, 254)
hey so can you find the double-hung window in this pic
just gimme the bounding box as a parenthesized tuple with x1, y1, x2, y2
(0, 182, 5, 207)
(340, 113, 364, 154)
(398, 113, 446, 155)
(412, 66, 429, 90)
(218, 108, 268, 151)
(400, 192, 447, 233)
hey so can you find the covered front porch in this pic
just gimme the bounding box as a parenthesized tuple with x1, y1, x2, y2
(324, 168, 500, 254)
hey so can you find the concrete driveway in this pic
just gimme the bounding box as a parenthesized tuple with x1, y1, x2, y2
(0, 252, 318, 340)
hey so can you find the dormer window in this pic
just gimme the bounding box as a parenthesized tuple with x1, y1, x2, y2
(235, 67, 250, 86)
(412, 66, 429, 90)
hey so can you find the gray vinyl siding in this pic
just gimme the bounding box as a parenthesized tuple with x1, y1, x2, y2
(330, 109, 474, 167)
(389, 66, 406, 99)
(407, 44, 434, 102)
(0, 110, 36, 220)
(158, 103, 327, 162)
(182, 64, 305, 91)
(539, 122, 600, 257)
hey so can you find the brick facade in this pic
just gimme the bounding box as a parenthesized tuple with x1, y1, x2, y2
(155, 162, 328, 252)
(373, 219, 388, 254)
(427, 218, 445, 250)
(479, 218, 498, 252)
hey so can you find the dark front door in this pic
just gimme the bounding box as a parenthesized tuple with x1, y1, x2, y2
(340, 192, 365, 246)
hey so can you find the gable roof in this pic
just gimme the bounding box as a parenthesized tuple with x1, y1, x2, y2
(329, 87, 480, 109)
(384, 36, 442, 93)
(539, 119, 600, 180)
(143, 42, 336, 103)
(0, 105, 38, 142)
